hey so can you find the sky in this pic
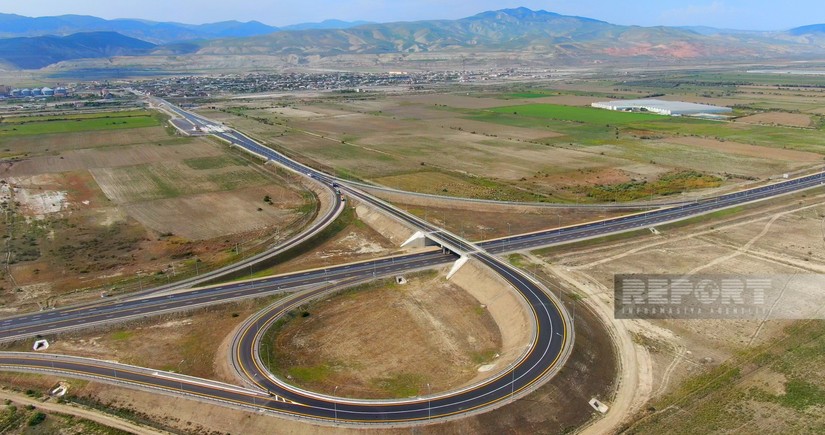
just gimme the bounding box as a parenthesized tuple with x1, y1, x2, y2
(1, 0, 823, 30)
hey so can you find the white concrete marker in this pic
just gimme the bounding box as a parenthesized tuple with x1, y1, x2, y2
(33, 339, 49, 351)
(589, 398, 609, 413)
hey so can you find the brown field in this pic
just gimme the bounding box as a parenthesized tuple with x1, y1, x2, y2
(395, 200, 629, 241)
(203, 82, 825, 205)
(2, 139, 223, 176)
(437, 117, 564, 140)
(396, 93, 518, 109)
(0, 126, 177, 157)
(262, 212, 401, 276)
(737, 111, 814, 127)
(270, 272, 502, 399)
(529, 95, 602, 106)
(666, 136, 823, 163)
(123, 186, 303, 240)
(536, 189, 825, 433)
(0, 115, 314, 312)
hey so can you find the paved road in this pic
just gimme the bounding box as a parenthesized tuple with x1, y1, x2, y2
(231, 250, 566, 423)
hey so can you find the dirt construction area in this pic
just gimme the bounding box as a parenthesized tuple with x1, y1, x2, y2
(533, 188, 825, 434)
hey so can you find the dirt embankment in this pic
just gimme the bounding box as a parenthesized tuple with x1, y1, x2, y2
(354, 202, 417, 246)
(449, 259, 534, 371)
(269, 272, 503, 398)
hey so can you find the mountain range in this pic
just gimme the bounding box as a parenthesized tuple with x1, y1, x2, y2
(0, 32, 155, 69)
(1, 8, 825, 71)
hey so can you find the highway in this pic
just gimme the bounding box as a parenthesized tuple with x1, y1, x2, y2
(231, 250, 566, 422)
(0, 99, 823, 425)
(0, 250, 455, 343)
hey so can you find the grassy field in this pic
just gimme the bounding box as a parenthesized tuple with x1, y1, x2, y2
(628, 321, 825, 434)
(489, 103, 667, 124)
(0, 106, 315, 311)
(201, 75, 825, 204)
(587, 171, 723, 202)
(0, 110, 161, 137)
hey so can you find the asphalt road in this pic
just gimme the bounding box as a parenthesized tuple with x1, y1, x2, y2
(231, 250, 567, 422)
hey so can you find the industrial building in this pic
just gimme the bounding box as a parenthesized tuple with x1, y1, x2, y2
(591, 99, 732, 116)
(4, 86, 69, 98)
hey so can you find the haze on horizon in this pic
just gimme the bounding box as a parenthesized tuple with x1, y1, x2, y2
(2, 0, 823, 31)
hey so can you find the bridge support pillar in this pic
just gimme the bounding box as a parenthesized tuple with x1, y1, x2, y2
(401, 231, 428, 248)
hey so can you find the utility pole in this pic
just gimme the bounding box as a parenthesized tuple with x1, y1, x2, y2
(334, 386, 339, 424)
(427, 383, 432, 420)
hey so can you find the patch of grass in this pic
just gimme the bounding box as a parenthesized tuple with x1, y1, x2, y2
(26, 411, 46, 426)
(182, 155, 240, 170)
(767, 380, 825, 411)
(534, 228, 650, 256)
(206, 169, 269, 191)
(489, 103, 666, 124)
(628, 320, 825, 434)
(110, 331, 132, 341)
(470, 348, 499, 365)
(372, 372, 425, 398)
(507, 253, 529, 268)
(587, 171, 723, 202)
(0, 110, 160, 137)
(288, 365, 332, 383)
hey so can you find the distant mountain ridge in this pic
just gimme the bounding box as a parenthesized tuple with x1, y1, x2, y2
(0, 31, 155, 69)
(197, 7, 818, 60)
(1, 8, 825, 70)
(789, 24, 825, 35)
(0, 13, 278, 44)
(280, 20, 373, 31)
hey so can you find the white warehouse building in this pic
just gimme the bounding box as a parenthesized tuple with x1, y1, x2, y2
(591, 99, 732, 116)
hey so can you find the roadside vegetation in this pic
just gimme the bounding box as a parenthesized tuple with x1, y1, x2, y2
(586, 171, 723, 202)
(627, 320, 825, 434)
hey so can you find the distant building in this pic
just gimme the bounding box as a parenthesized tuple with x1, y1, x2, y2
(11, 89, 21, 97)
(55, 87, 68, 97)
(20, 88, 31, 97)
(31, 88, 42, 96)
(591, 99, 732, 116)
(42, 87, 54, 96)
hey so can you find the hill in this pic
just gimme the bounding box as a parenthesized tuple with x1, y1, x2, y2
(198, 7, 811, 61)
(4, 8, 825, 70)
(788, 24, 825, 36)
(0, 13, 278, 44)
(0, 32, 155, 69)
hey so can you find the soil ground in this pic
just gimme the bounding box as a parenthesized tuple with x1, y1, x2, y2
(534, 188, 825, 433)
(0, 119, 314, 313)
(0, 389, 152, 435)
(267, 272, 503, 399)
(394, 200, 632, 241)
(737, 111, 813, 127)
(199, 84, 824, 203)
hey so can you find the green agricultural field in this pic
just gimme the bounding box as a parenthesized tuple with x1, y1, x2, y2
(489, 103, 667, 124)
(0, 110, 160, 137)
